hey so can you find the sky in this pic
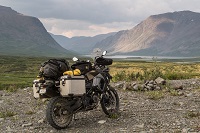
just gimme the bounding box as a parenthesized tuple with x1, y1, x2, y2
(1, 0, 200, 38)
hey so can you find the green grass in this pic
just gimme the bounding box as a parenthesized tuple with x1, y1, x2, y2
(0, 56, 44, 90)
(0, 55, 72, 91)
(1, 55, 200, 91)
(185, 111, 200, 118)
(145, 90, 164, 100)
(111, 60, 200, 82)
(169, 89, 179, 96)
(25, 110, 35, 115)
(0, 111, 16, 118)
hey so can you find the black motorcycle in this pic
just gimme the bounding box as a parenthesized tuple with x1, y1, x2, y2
(33, 50, 119, 129)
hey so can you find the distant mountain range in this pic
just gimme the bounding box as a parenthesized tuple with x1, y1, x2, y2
(95, 11, 200, 57)
(1, 5, 200, 57)
(52, 11, 200, 57)
(50, 32, 116, 54)
(0, 5, 75, 57)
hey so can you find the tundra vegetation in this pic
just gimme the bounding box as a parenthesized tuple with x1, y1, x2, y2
(0, 55, 200, 91)
(111, 59, 200, 82)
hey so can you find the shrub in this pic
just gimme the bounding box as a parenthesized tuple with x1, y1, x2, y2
(0, 83, 4, 90)
(112, 71, 126, 82)
(186, 111, 200, 118)
(164, 72, 192, 80)
(145, 91, 164, 100)
(25, 110, 35, 115)
(169, 89, 179, 96)
(0, 111, 16, 118)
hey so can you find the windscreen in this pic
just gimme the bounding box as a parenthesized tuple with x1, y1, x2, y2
(91, 48, 102, 60)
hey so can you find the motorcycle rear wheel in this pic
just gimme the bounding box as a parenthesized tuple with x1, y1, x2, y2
(100, 86, 119, 116)
(46, 96, 73, 129)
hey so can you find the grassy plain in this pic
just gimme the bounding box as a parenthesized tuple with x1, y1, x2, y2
(0, 55, 47, 91)
(0, 55, 200, 91)
(0, 56, 72, 91)
(110, 60, 200, 81)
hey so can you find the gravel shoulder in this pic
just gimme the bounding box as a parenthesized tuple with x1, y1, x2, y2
(0, 79, 200, 133)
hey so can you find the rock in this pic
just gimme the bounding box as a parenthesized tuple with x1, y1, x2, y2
(149, 129, 154, 132)
(1, 78, 200, 132)
(2, 93, 9, 97)
(155, 77, 166, 85)
(98, 120, 106, 124)
(145, 86, 152, 91)
(147, 83, 154, 88)
(140, 85, 145, 90)
(155, 86, 161, 90)
(131, 82, 137, 86)
(144, 81, 149, 85)
(42, 98, 48, 103)
(113, 81, 125, 88)
(142, 80, 164, 91)
(170, 80, 183, 90)
(0, 91, 4, 96)
(0, 100, 4, 104)
(175, 108, 183, 111)
(135, 124, 145, 128)
(191, 81, 196, 85)
(38, 118, 45, 124)
(123, 82, 128, 90)
(178, 91, 184, 96)
(22, 123, 33, 127)
(29, 127, 35, 130)
(119, 128, 127, 132)
(185, 93, 193, 97)
(133, 85, 139, 91)
(6, 126, 14, 132)
(149, 80, 154, 84)
(123, 82, 133, 91)
(182, 128, 190, 133)
(140, 131, 148, 133)
(178, 102, 184, 106)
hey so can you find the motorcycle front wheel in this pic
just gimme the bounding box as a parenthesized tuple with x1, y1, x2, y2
(100, 86, 119, 116)
(46, 96, 73, 130)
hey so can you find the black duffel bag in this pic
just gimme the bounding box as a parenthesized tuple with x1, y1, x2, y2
(95, 57, 113, 65)
(39, 59, 70, 80)
(71, 61, 92, 74)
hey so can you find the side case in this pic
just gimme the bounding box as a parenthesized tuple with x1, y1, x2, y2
(33, 80, 40, 98)
(60, 75, 86, 97)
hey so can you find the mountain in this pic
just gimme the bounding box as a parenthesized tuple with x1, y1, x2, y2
(0, 5, 75, 57)
(50, 32, 116, 54)
(95, 11, 200, 56)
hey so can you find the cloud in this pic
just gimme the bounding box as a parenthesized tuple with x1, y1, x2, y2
(40, 18, 135, 37)
(1, 0, 200, 37)
(0, 0, 173, 23)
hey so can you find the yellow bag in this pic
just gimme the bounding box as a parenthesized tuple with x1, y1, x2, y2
(63, 69, 81, 76)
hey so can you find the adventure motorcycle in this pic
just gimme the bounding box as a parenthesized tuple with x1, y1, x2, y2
(33, 50, 119, 129)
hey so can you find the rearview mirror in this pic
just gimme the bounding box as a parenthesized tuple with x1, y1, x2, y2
(102, 51, 107, 56)
(72, 57, 79, 62)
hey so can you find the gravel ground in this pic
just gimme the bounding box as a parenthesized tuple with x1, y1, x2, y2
(0, 79, 200, 133)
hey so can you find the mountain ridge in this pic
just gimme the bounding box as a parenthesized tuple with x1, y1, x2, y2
(1, 6, 200, 57)
(95, 11, 200, 56)
(0, 5, 75, 57)
(50, 32, 116, 54)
